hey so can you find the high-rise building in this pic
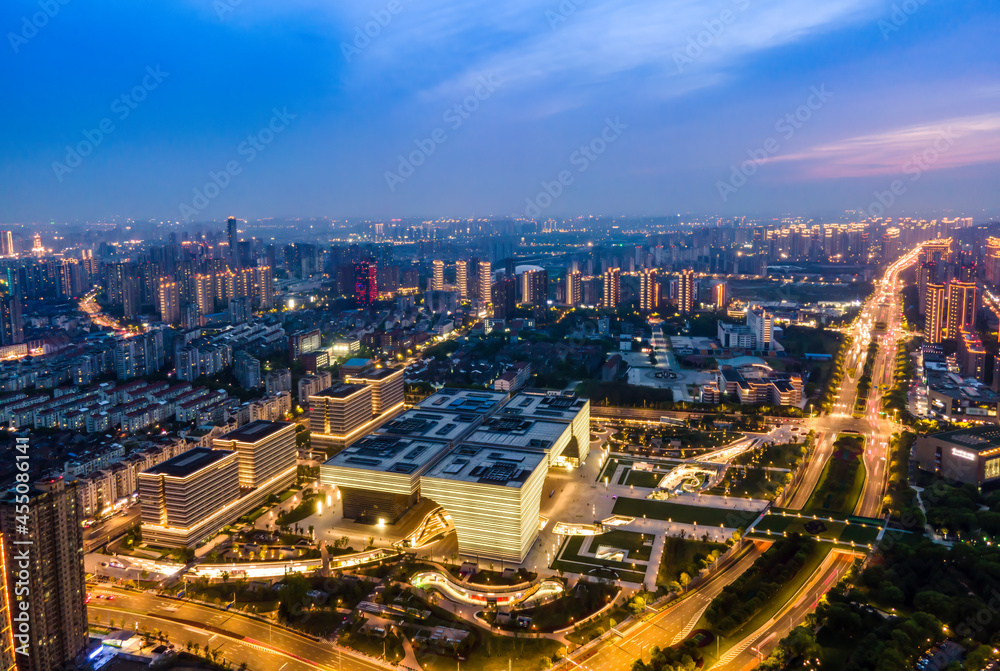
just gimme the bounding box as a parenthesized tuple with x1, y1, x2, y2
(431, 260, 445, 291)
(713, 281, 729, 310)
(639, 269, 660, 312)
(747, 306, 774, 351)
(491, 277, 517, 320)
(158, 278, 180, 324)
(521, 269, 548, 305)
(958, 331, 987, 381)
(354, 262, 377, 307)
(455, 260, 469, 299)
(985, 238, 1000, 287)
(565, 271, 582, 307)
(227, 216, 239, 263)
(0, 231, 13, 257)
(678, 269, 695, 314)
(602, 268, 621, 309)
(0, 477, 87, 671)
(234, 350, 262, 390)
(0, 296, 23, 346)
(478, 261, 492, 306)
(947, 280, 979, 337)
(925, 282, 947, 343)
(881, 227, 900, 263)
(343, 367, 405, 416)
(229, 297, 250, 324)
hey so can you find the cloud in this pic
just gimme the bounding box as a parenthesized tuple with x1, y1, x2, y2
(769, 113, 1000, 178)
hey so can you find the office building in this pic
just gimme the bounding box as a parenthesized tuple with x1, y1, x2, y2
(639, 269, 660, 312)
(491, 277, 517, 320)
(565, 271, 582, 307)
(0, 478, 87, 671)
(227, 216, 239, 262)
(212, 420, 297, 489)
(602, 268, 621, 309)
(321, 435, 453, 523)
(420, 445, 548, 563)
(914, 427, 1000, 486)
(947, 280, 978, 337)
(343, 366, 405, 415)
(498, 390, 591, 467)
(138, 448, 240, 547)
(432, 260, 445, 291)
(309, 382, 374, 446)
(747, 306, 774, 351)
(0, 296, 23, 347)
(354, 261, 377, 306)
(677, 269, 694, 314)
(455, 260, 469, 299)
(925, 282, 947, 343)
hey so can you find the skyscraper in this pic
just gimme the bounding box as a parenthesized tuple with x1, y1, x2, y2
(639, 269, 660, 312)
(0, 477, 87, 671)
(455, 260, 469, 299)
(227, 216, 239, 263)
(491, 276, 517, 320)
(565, 271, 582, 307)
(432, 260, 445, 291)
(713, 281, 729, 310)
(478, 261, 492, 307)
(947, 280, 978, 337)
(0, 231, 13, 257)
(194, 273, 214, 315)
(678, 268, 695, 314)
(354, 261, 377, 306)
(602, 268, 620, 309)
(925, 283, 946, 343)
(521, 269, 548, 305)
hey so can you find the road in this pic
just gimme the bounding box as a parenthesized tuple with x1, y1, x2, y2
(89, 585, 387, 671)
(84, 507, 141, 551)
(561, 543, 766, 671)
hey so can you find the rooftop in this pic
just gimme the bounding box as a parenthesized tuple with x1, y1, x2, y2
(924, 426, 1000, 453)
(323, 435, 451, 476)
(142, 447, 235, 479)
(422, 444, 546, 487)
(467, 415, 569, 451)
(217, 419, 292, 443)
(417, 388, 509, 415)
(343, 358, 373, 368)
(376, 409, 480, 442)
(312, 382, 369, 400)
(347, 366, 402, 381)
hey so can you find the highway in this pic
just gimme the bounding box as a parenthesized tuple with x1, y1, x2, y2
(89, 585, 387, 671)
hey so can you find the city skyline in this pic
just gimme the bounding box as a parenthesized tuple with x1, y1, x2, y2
(1, 1, 998, 222)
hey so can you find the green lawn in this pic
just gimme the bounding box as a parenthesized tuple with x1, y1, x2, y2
(804, 435, 866, 515)
(624, 469, 664, 488)
(611, 497, 762, 530)
(595, 530, 654, 562)
(598, 457, 631, 483)
(551, 536, 649, 584)
(656, 537, 727, 588)
(708, 467, 783, 500)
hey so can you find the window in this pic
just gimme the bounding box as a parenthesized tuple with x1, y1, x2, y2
(985, 458, 1000, 480)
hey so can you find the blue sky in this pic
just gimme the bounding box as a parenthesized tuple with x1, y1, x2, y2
(1, 0, 998, 223)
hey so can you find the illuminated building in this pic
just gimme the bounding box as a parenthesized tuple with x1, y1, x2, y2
(946, 280, 978, 337)
(0, 478, 87, 671)
(0, 297, 23, 347)
(747, 306, 774, 350)
(212, 420, 297, 489)
(914, 427, 1000, 486)
(924, 283, 946, 343)
(354, 261, 377, 306)
(158, 277, 180, 324)
(565, 271, 581, 307)
(677, 269, 694, 314)
(455, 260, 469, 299)
(713, 281, 728, 310)
(432, 260, 445, 291)
(639, 269, 660, 312)
(309, 382, 375, 446)
(343, 366, 405, 415)
(478, 261, 492, 306)
(602, 268, 621, 309)
(491, 277, 517, 320)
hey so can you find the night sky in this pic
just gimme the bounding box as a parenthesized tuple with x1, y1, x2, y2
(1, 0, 998, 222)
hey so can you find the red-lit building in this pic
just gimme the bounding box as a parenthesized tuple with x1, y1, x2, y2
(354, 262, 377, 306)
